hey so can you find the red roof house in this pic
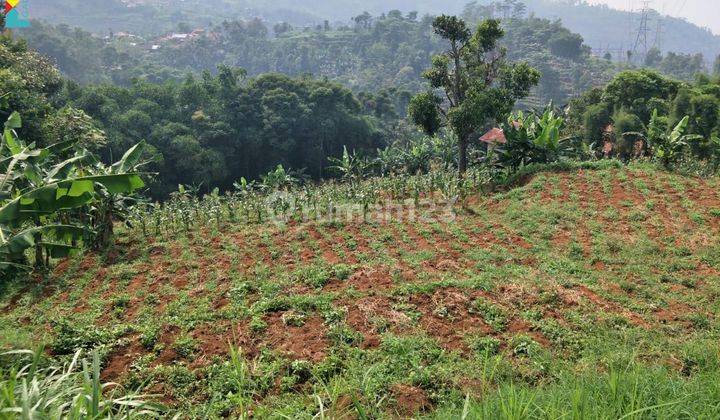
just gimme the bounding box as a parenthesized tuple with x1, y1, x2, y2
(479, 128, 507, 144)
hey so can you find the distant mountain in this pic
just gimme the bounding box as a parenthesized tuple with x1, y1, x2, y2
(518, 0, 719, 64)
(242, 0, 719, 63)
(29, 0, 169, 34)
(28, 0, 465, 34)
(29, 0, 719, 62)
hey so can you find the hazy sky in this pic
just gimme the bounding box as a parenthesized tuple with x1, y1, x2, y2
(588, 0, 720, 34)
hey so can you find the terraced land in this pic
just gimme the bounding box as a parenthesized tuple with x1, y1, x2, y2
(2, 164, 720, 417)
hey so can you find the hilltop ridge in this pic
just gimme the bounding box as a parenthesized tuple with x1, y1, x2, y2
(30, 0, 720, 62)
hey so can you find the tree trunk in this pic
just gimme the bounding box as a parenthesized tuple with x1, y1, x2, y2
(101, 207, 114, 249)
(34, 232, 44, 269)
(31, 216, 44, 269)
(458, 135, 469, 178)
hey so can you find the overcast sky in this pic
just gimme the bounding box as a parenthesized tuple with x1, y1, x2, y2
(587, 0, 720, 35)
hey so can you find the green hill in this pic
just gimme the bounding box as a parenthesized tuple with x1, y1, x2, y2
(521, 0, 719, 64)
(3, 163, 720, 417)
(30, 0, 720, 64)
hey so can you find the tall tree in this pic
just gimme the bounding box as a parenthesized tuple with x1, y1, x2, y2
(409, 16, 540, 175)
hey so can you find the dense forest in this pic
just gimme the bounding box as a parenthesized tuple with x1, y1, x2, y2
(1, 38, 395, 198)
(65, 72, 392, 197)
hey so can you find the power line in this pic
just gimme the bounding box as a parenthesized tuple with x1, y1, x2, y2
(653, 1, 665, 51)
(653, 16, 664, 50)
(632, 0, 653, 60)
(676, 0, 688, 16)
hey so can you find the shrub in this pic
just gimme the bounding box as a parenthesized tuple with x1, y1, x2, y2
(467, 336, 501, 356)
(509, 335, 542, 357)
(173, 335, 198, 358)
(293, 264, 331, 288)
(583, 103, 611, 144)
(51, 320, 114, 355)
(469, 298, 508, 332)
(612, 109, 644, 159)
(140, 325, 161, 350)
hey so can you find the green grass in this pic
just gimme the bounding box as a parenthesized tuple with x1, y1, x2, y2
(431, 365, 720, 419)
(2, 164, 720, 417)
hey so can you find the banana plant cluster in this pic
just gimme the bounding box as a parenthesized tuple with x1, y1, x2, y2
(645, 111, 704, 168)
(327, 146, 375, 185)
(495, 109, 572, 171)
(376, 136, 459, 176)
(0, 112, 146, 276)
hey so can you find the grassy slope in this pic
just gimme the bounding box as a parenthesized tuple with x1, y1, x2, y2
(2, 164, 720, 417)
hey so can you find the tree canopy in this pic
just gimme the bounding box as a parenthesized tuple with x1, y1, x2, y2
(64, 71, 389, 198)
(409, 16, 540, 174)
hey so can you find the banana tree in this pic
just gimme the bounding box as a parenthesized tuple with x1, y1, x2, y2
(496, 109, 571, 170)
(646, 111, 702, 168)
(0, 225, 86, 271)
(534, 109, 565, 153)
(1, 112, 146, 275)
(88, 141, 148, 249)
(327, 146, 374, 184)
(261, 165, 301, 191)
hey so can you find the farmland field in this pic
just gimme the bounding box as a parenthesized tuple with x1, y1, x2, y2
(2, 164, 720, 418)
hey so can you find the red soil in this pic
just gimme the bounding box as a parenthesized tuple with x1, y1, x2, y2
(390, 384, 431, 417)
(264, 313, 329, 362)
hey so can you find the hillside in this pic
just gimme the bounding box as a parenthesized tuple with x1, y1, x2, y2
(2, 164, 720, 417)
(29, 0, 170, 35)
(17, 13, 613, 105)
(31, 0, 719, 63)
(522, 0, 720, 64)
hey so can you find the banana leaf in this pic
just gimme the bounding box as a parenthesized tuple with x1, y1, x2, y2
(0, 225, 88, 261)
(0, 261, 31, 271)
(110, 141, 146, 174)
(0, 173, 145, 225)
(41, 242, 79, 259)
(45, 154, 91, 181)
(2, 112, 22, 155)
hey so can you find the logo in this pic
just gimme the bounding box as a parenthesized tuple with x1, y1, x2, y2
(4, 0, 30, 29)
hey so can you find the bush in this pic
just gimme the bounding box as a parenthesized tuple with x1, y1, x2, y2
(612, 109, 644, 159)
(469, 298, 508, 332)
(51, 320, 114, 355)
(583, 103, 611, 144)
(467, 336, 501, 356)
(548, 31, 584, 59)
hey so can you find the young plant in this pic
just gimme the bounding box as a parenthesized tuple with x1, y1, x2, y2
(0, 348, 165, 418)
